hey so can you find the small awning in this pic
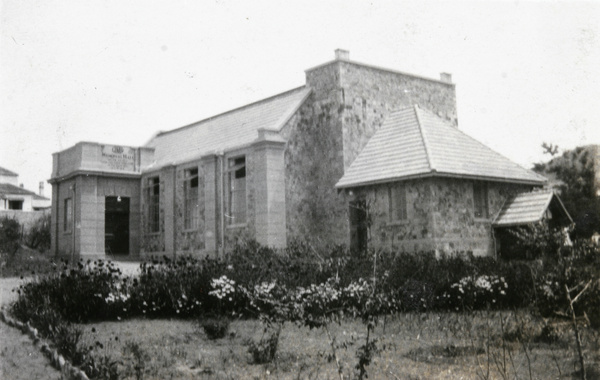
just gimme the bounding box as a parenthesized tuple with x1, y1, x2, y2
(493, 190, 572, 228)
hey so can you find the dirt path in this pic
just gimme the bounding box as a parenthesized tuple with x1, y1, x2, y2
(0, 277, 63, 380)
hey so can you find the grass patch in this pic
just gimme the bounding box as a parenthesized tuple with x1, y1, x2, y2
(0, 245, 55, 278)
(79, 311, 600, 379)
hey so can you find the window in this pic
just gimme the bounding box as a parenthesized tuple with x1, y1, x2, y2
(8, 200, 23, 210)
(184, 168, 199, 230)
(228, 156, 246, 225)
(64, 198, 72, 232)
(146, 177, 160, 232)
(389, 184, 407, 222)
(473, 182, 488, 219)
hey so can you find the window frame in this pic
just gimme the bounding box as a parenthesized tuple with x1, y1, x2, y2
(227, 156, 247, 226)
(389, 183, 408, 223)
(473, 181, 489, 220)
(183, 167, 199, 230)
(64, 198, 72, 233)
(146, 176, 160, 233)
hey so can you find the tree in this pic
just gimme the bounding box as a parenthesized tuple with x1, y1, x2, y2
(533, 145, 600, 239)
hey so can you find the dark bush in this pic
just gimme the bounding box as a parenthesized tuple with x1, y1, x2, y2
(198, 315, 230, 340)
(25, 213, 51, 251)
(0, 216, 21, 255)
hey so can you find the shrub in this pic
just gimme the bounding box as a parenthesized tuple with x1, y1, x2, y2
(25, 213, 51, 251)
(198, 315, 230, 340)
(248, 327, 281, 364)
(0, 216, 21, 255)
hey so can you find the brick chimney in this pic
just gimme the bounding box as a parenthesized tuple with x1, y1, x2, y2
(39, 181, 44, 197)
(335, 49, 350, 61)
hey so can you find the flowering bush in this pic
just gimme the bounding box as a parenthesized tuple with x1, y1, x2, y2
(444, 274, 509, 310)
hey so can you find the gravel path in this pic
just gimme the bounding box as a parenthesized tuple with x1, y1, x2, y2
(0, 260, 142, 380)
(0, 277, 63, 380)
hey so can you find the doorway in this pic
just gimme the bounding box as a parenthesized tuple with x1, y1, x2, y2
(349, 199, 368, 252)
(105, 196, 130, 255)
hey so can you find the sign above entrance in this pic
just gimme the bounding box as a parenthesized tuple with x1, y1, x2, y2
(101, 145, 135, 171)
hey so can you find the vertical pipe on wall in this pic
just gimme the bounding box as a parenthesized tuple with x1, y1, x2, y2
(72, 183, 76, 262)
(219, 153, 225, 257)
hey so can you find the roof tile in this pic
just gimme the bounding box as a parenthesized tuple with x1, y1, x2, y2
(336, 105, 546, 188)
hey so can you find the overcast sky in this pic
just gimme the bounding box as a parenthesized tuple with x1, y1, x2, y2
(1, 0, 599, 197)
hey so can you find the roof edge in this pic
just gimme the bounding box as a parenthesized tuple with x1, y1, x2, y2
(305, 60, 454, 86)
(336, 170, 546, 189)
(152, 86, 308, 140)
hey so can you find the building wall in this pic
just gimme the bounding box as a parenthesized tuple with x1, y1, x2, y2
(280, 64, 349, 248)
(352, 178, 535, 256)
(51, 175, 141, 258)
(174, 160, 206, 254)
(140, 171, 166, 254)
(429, 178, 533, 256)
(0, 174, 18, 186)
(364, 179, 436, 253)
(338, 62, 457, 170)
(280, 60, 457, 249)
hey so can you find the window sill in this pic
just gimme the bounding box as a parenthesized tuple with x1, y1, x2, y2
(146, 232, 161, 236)
(63, 231, 72, 235)
(183, 228, 199, 233)
(227, 223, 247, 229)
(386, 220, 409, 227)
(474, 218, 490, 223)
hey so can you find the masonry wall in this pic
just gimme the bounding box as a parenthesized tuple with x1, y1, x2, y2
(280, 64, 349, 248)
(280, 60, 458, 249)
(140, 171, 166, 254)
(429, 178, 533, 256)
(173, 160, 206, 254)
(354, 178, 535, 256)
(365, 179, 436, 253)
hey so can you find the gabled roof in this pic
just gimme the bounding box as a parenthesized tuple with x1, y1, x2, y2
(0, 166, 18, 177)
(335, 105, 547, 188)
(144, 86, 311, 170)
(493, 190, 572, 227)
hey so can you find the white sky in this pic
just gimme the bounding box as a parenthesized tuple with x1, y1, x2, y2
(1, 0, 599, 197)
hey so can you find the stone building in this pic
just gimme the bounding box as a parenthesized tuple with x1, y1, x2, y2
(50, 50, 552, 259)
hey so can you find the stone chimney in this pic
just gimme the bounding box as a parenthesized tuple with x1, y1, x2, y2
(440, 72, 452, 84)
(39, 181, 44, 197)
(335, 49, 350, 61)
(19, 183, 24, 188)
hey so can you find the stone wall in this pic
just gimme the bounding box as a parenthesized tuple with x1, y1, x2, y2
(279, 59, 457, 250)
(174, 160, 206, 254)
(338, 61, 457, 170)
(429, 178, 534, 256)
(223, 147, 256, 251)
(365, 179, 436, 253)
(280, 72, 349, 248)
(350, 177, 535, 256)
(140, 171, 165, 253)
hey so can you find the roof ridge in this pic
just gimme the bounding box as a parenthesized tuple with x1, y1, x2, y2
(413, 105, 435, 172)
(154, 85, 307, 139)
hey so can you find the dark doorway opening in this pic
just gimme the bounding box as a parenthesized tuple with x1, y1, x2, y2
(349, 200, 368, 252)
(105, 196, 130, 255)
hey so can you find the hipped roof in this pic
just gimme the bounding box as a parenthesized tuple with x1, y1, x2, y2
(0, 183, 49, 200)
(335, 105, 547, 188)
(144, 86, 311, 170)
(492, 190, 572, 227)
